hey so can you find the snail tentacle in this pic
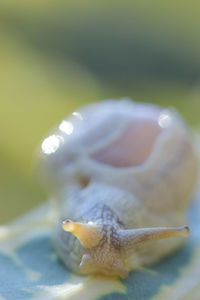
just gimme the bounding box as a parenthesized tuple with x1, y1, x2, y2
(118, 226, 190, 249)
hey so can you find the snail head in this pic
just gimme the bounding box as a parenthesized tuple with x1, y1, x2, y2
(62, 217, 189, 278)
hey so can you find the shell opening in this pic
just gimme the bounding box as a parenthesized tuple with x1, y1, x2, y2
(92, 118, 163, 167)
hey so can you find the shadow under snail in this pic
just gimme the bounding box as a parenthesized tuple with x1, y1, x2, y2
(39, 99, 198, 278)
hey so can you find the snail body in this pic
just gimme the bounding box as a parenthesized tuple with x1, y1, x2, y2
(40, 99, 197, 278)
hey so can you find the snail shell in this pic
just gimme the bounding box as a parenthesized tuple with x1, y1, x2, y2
(39, 99, 198, 278)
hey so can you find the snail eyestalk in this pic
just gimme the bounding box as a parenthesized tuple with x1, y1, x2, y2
(118, 226, 190, 248)
(62, 219, 101, 248)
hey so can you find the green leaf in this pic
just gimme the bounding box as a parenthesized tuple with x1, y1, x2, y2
(0, 197, 200, 300)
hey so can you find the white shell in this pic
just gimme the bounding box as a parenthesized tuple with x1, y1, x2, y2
(39, 99, 198, 276)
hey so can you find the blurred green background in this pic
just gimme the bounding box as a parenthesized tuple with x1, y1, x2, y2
(0, 0, 200, 223)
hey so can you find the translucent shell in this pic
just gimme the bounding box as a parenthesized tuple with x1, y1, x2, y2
(40, 99, 197, 213)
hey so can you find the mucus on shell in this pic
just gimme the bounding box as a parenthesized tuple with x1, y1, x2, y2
(39, 99, 198, 278)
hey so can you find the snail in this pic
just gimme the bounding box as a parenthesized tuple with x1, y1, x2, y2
(39, 99, 198, 278)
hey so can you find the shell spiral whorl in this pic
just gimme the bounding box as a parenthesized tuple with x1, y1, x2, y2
(39, 99, 198, 277)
